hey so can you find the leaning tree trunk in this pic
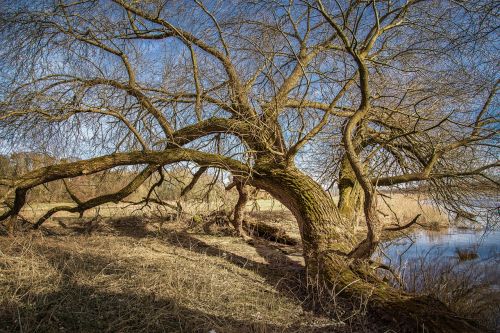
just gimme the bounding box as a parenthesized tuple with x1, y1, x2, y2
(252, 163, 356, 278)
(252, 162, 482, 332)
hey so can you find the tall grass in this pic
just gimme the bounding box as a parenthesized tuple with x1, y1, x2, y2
(379, 194, 450, 230)
(383, 249, 499, 331)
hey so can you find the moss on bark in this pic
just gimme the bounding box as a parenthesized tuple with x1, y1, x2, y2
(252, 161, 483, 332)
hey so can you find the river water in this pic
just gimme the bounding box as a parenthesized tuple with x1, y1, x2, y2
(377, 228, 500, 289)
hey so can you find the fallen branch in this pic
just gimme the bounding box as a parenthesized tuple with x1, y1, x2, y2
(243, 219, 298, 245)
(384, 214, 421, 232)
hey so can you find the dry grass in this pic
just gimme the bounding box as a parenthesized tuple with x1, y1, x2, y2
(391, 254, 500, 331)
(8, 195, 449, 234)
(378, 193, 450, 231)
(455, 247, 479, 261)
(0, 217, 373, 333)
(1, 194, 483, 332)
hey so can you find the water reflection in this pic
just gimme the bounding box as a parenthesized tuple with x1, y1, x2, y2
(379, 228, 499, 262)
(376, 228, 500, 288)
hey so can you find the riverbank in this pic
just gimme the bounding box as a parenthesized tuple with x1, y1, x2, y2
(1, 195, 495, 331)
(375, 227, 499, 331)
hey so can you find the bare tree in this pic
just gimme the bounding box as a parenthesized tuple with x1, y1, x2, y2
(312, 0, 499, 258)
(0, 1, 497, 330)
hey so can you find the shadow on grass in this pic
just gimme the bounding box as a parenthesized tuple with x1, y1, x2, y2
(163, 231, 305, 288)
(160, 231, 367, 327)
(1, 284, 289, 333)
(0, 244, 342, 333)
(45, 215, 154, 238)
(41, 217, 370, 328)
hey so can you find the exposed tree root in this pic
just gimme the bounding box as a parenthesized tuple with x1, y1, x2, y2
(318, 255, 484, 333)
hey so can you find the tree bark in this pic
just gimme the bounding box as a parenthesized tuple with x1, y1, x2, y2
(337, 154, 363, 229)
(232, 179, 250, 239)
(252, 162, 482, 332)
(252, 162, 356, 278)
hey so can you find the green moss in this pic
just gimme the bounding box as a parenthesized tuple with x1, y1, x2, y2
(191, 214, 203, 225)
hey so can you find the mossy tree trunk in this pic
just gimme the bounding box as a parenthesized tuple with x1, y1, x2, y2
(337, 154, 363, 230)
(252, 162, 356, 277)
(252, 162, 481, 332)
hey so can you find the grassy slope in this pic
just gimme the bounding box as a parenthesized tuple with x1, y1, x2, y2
(0, 217, 373, 333)
(0, 196, 468, 333)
